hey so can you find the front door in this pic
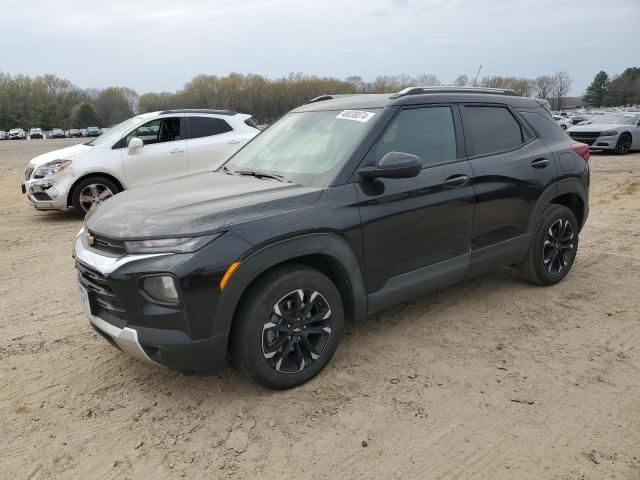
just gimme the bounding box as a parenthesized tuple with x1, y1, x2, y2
(354, 104, 475, 313)
(121, 116, 188, 187)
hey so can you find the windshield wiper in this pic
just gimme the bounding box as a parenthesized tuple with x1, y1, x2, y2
(231, 168, 288, 182)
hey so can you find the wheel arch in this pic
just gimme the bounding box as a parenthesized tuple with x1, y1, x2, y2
(528, 179, 588, 233)
(214, 233, 366, 352)
(67, 172, 125, 207)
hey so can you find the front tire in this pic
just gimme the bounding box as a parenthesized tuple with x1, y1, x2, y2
(517, 204, 579, 286)
(231, 264, 344, 389)
(71, 176, 120, 214)
(614, 133, 632, 155)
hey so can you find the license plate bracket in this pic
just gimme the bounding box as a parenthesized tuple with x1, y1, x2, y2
(78, 283, 92, 315)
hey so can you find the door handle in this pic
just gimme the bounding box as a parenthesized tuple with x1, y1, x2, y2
(228, 139, 241, 145)
(169, 148, 184, 154)
(443, 174, 470, 188)
(531, 158, 550, 168)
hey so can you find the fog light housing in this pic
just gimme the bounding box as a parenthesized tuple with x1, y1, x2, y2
(142, 275, 179, 303)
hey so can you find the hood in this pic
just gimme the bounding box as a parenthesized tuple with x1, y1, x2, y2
(86, 171, 322, 239)
(567, 123, 624, 133)
(28, 143, 94, 167)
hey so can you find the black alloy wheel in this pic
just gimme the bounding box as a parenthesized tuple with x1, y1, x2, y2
(542, 218, 575, 275)
(262, 289, 333, 373)
(614, 134, 631, 155)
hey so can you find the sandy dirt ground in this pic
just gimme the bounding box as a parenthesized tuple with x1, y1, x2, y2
(1, 138, 639, 480)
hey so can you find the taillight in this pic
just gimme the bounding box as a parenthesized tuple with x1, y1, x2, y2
(571, 143, 589, 163)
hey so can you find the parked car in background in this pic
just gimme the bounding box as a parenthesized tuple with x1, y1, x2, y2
(51, 128, 65, 138)
(80, 129, 88, 137)
(66, 129, 82, 138)
(553, 115, 572, 130)
(72, 87, 590, 388)
(29, 128, 44, 139)
(567, 112, 640, 154)
(85, 126, 101, 137)
(0, 130, 7, 140)
(22, 109, 259, 213)
(9, 128, 27, 139)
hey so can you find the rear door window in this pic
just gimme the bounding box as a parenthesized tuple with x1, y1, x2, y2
(462, 106, 524, 156)
(188, 117, 233, 139)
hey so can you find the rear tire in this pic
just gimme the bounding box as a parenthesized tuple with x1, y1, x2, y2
(517, 204, 579, 286)
(231, 264, 344, 389)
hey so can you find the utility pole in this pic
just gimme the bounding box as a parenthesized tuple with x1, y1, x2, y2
(472, 65, 482, 87)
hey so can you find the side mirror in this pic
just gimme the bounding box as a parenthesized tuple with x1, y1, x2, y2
(358, 151, 423, 179)
(128, 137, 143, 154)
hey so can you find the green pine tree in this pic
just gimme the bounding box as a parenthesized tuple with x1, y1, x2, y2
(583, 71, 609, 108)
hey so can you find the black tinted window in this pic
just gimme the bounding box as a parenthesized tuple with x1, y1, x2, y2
(464, 106, 523, 155)
(189, 117, 233, 139)
(520, 111, 569, 143)
(375, 106, 457, 166)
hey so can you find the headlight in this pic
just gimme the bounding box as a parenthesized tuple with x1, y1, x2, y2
(142, 275, 179, 303)
(125, 233, 221, 254)
(600, 131, 617, 136)
(34, 159, 72, 178)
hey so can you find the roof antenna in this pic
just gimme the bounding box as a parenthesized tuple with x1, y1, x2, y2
(472, 65, 482, 87)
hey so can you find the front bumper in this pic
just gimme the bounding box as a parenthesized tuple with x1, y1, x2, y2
(21, 171, 73, 211)
(568, 133, 619, 151)
(73, 232, 248, 371)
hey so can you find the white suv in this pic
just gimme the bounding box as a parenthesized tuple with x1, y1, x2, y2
(21, 109, 259, 213)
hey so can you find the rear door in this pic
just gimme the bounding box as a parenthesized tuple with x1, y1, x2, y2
(459, 104, 557, 274)
(120, 116, 188, 187)
(186, 116, 243, 174)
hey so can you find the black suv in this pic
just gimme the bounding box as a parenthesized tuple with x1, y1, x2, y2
(74, 87, 590, 389)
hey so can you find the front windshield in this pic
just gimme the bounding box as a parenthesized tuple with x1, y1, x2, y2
(223, 109, 380, 186)
(590, 113, 639, 125)
(85, 116, 143, 147)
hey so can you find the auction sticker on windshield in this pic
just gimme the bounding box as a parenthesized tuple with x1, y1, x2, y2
(336, 110, 376, 122)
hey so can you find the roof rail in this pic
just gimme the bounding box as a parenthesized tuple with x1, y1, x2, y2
(159, 109, 237, 116)
(304, 93, 370, 105)
(305, 95, 336, 104)
(390, 86, 519, 99)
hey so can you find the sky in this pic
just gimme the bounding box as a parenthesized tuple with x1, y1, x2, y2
(0, 0, 638, 96)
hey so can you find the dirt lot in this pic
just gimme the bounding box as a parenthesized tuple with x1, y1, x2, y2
(1, 138, 639, 479)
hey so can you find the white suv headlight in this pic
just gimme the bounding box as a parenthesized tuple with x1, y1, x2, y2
(34, 159, 72, 178)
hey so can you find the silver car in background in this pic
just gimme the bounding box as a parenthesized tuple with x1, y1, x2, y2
(567, 112, 640, 155)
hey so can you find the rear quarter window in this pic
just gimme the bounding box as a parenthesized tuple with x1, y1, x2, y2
(520, 111, 570, 143)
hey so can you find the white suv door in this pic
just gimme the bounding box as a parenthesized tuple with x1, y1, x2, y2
(120, 116, 188, 187)
(185, 115, 245, 174)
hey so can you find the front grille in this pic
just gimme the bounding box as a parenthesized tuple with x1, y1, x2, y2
(76, 261, 127, 326)
(569, 132, 600, 146)
(90, 233, 127, 256)
(25, 165, 34, 180)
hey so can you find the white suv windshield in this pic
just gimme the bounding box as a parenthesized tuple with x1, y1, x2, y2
(85, 117, 144, 147)
(223, 109, 379, 186)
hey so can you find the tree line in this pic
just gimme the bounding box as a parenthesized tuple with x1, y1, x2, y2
(582, 68, 640, 108)
(0, 68, 637, 131)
